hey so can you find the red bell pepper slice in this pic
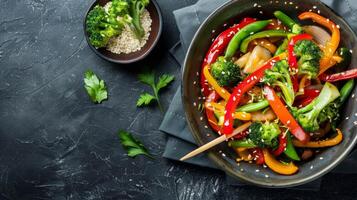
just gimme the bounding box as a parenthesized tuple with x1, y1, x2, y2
(221, 57, 281, 135)
(288, 33, 313, 70)
(251, 148, 265, 165)
(295, 88, 321, 107)
(263, 86, 310, 143)
(200, 17, 256, 96)
(319, 68, 357, 82)
(291, 75, 299, 92)
(273, 134, 287, 156)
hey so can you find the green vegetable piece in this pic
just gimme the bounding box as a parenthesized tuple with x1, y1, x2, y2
(339, 79, 355, 104)
(137, 93, 156, 106)
(228, 139, 257, 148)
(240, 30, 289, 53)
(236, 100, 269, 112)
(273, 10, 302, 34)
(129, 0, 150, 39)
(137, 71, 174, 111)
(292, 82, 340, 132)
(248, 122, 281, 148)
(294, 40, 322, 79)
(284, 133, 300, 161)
(263, 60, 295, 106)
(210, 56, 242, 86)
(225, 20, 272, 59)
(84, 70, 108, 103)
(118, 130, 153, 158)
(274, 39, 288, 56)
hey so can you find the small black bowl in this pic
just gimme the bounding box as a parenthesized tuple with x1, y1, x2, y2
(182, 0, 357, 187)
(84, 0, 162, 64)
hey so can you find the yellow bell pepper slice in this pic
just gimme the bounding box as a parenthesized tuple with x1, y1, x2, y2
(262, 148, 299, 175)
(203, 65, 231, 101)
(205, 102, 252, 121)
(293, 129, 343, 148)
(235, 148, 253, 161)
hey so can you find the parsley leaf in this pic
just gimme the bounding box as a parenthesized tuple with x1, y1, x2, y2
(137, 93, 155, 106)
(156, 74, 175, 91)
(118, 130, 152, 158)
(138, 71, 155, 87)
(84, 70, 108, 103)
(137, 71, 175, 111)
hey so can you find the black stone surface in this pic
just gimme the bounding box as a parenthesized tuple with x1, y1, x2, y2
(0, 0, 356, 199)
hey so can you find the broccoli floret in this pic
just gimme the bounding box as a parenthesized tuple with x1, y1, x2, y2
(86, 5, 128, 48)
(248, 122, 281, 148)
(292, 82, 340, 132)
(293, 40, 322, 79)
(128, 0, 150, 39)
(109, 0, 129, 16)
(263, 60, 295, 106)
(318, 101, 340, 130)
(211, 56, 242, 86)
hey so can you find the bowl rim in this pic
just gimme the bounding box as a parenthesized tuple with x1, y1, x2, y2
(83, 0, 163, 64)
(182, 0, 357, 188)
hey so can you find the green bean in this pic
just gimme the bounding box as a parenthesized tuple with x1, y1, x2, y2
(274, 11, 296, 28)
(339, 79, 355, 104)
(236, 100, 269, 112)
(228, 139, 256, 148)
(273, 11, 302, 34)
(284, 133, 300, 161)
(224, 20, 271, 59)
(274, 38, 288, 56)
(240, 30, 289, 53)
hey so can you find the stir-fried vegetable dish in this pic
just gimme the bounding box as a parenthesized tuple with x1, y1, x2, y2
(200, 11, 356, 175)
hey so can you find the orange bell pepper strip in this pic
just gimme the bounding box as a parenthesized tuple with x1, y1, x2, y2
(293, 129, 343, 148)
(298, 12, 340, 74)
(203, 65, 231, 101)
(262, 149, 299, 175)
(263, 86, 310, 143)
(205, 102, 252, 121)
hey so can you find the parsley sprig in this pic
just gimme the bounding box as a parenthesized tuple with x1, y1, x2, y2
(118, 130, 153, 158)
(84, 70, 108, 103)
(137, 72, 174, 111)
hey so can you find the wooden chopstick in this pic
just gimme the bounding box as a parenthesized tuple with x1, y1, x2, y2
(180, 122, 252, 161)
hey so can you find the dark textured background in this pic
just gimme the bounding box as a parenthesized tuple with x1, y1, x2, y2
(0, 0, 356, 199)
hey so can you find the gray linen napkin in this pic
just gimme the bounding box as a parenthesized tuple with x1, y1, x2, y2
(160, 0, 357, 189)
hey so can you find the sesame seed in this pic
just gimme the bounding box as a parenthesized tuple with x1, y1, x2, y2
(310, 165, 314, 169)
(222, 153, 226, 157)
(253, 3, 258, 7)
(255, 169, 260, 172)
(319, 157, 324, 160)
(193, 102, 197, 106)
(313, 6, 317, 9)
(206, 133, 211, 137)
(240, 168, 244, 172)
(265, 174, 269, 178)
(204, 125, 208, 129)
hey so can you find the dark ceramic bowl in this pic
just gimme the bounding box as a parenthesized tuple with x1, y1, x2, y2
(84, 0, 162, 64)
(182, 0, 357, 187)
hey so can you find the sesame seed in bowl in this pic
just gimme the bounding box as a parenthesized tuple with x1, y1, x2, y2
(84, 0, 162, 64)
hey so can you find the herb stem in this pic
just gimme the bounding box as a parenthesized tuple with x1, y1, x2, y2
(153, 87, 163, 113)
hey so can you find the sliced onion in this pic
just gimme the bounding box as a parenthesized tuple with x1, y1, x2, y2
(303, 25, 331, 46)
(244, 45, 271, 73)
(234, 52, 251, 68)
